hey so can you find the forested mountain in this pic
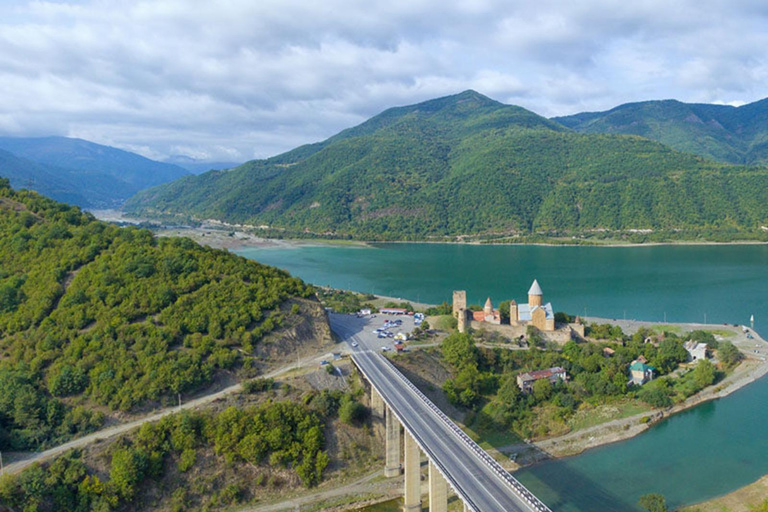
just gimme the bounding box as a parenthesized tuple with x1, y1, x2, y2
(0, 179, 330, 452)
(553, 97, 768, 165)
(0, 148, 128, 207)
(126, 90, 768, 241)
(0, 136, 189, 208)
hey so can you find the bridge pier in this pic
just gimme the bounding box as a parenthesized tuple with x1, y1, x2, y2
(371, 386, 386, 419)
(428, 461, 448, 512)
(385, 405, 402, 477)
(403, 430, 422, 512)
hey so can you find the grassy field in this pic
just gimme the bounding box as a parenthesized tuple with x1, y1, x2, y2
(567, 400, 651, 432)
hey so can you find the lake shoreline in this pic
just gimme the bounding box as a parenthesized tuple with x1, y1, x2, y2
(89, 211, 768, 250)
(506, 318, 768, 467)
(164, 227, 767, 251)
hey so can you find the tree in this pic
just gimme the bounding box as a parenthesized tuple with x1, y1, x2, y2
(718, 341, 743, 367)
(638, 493, 667, 512)
(692, 359, 716, 389)
(441, 332, 478, 369)
(338, 397, 368, 426)
(532, 378, 553, 402)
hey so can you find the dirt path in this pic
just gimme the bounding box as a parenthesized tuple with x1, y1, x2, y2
(2, 351, 331, 476)
(239, 470, 401, 512)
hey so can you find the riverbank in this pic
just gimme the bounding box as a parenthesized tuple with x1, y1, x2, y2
(89, 211, 767, 249)
(501, 319, 768, 465)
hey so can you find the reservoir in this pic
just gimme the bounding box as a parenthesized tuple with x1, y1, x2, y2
(237, 243, 768, 510)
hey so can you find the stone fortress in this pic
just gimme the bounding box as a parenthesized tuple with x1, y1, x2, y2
(453, 279, 585, 342)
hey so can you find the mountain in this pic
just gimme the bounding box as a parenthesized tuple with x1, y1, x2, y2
(125, 90, 768, 242)
(163, 155, 242, 174)
(0, 148, 131, 207)
(0, 177, 329, 451)
(553, 98, 768, 165)
(0, 136, 189, 207)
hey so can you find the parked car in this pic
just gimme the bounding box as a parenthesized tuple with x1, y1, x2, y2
(351, 341, 358, 347)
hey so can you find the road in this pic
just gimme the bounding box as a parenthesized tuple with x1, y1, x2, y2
(2, 351, 329, 476)
(331, 313, 549, 512)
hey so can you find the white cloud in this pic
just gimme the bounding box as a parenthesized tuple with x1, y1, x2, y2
(0, 0, 765, 161)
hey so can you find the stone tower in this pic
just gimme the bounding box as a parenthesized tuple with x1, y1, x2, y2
(528, 279, 543, 307)
(452, 290, 467, 318)
(483, 297, 493, 316)
(457, 308, 468, 333)
(509, 300, 518, 326)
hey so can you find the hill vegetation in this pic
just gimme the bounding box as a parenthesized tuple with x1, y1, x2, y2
(0, 178, 329, 452)
(125, 91, 768, 242)
(0, 136, 189, 208)
(553, 97, 768, 165)
(0, 376, 375, 512)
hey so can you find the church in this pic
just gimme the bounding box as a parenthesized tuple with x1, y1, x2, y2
(453, 279, 556, 332)
(510, 279, 555, 331)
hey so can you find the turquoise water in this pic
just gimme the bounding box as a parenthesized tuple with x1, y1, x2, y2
(236, 243, 768, 509)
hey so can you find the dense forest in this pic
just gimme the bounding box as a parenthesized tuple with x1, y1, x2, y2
(0, 179, 323, 452)
(125, 90, 768, 242)
(554, 97, 768, 166)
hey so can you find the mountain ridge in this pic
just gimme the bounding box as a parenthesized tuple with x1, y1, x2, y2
(125, 90, 768, 242)
(552, 97, 768, 165)
(0, 136, 189, 207)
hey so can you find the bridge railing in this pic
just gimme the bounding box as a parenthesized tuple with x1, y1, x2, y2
(373, 352, 552, 512)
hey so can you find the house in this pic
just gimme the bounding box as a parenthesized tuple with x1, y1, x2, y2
(603, 347, 616, 357)
(684, 341, 708, 361)
(629, 360, 656, 386)
(516, 366, 567, 393)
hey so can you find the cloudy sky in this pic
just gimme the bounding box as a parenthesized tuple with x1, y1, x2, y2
(1, 0, 767, 163)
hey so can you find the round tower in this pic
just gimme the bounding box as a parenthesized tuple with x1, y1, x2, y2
(484, 297, 493, 315)
(528, 279, 543, 307)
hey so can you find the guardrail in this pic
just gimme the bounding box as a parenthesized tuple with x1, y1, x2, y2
(374, 353, 552, 512)
(350, 346, 551, 512)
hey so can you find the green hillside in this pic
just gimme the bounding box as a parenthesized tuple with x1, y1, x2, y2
(125, 91, 768, 242)
(0, 179, 329, 452)
(553, 98, 768, 165)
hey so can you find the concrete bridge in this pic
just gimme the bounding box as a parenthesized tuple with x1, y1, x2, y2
(333, 315, 552, 512)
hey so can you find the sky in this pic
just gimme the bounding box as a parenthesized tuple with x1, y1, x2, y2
(0, 0, 767, 163)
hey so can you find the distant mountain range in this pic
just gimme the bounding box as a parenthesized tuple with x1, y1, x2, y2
(162, 155, 242, 174)
(0, 136, 189, 208)
(553, 98, 768, 165)
(125, 90, 768, 242)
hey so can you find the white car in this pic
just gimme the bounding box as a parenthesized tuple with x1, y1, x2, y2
(351, 341, 358, 347)
(381, 346, 391, 352)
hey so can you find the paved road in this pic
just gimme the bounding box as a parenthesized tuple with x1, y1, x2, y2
(331, 313, 549, 512)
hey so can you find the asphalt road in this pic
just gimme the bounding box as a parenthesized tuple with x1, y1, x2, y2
(330, 313, 549, 512)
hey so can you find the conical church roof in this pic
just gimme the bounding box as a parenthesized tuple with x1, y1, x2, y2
(528, 279, 543, 296)
(484, 297, 493, 308)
